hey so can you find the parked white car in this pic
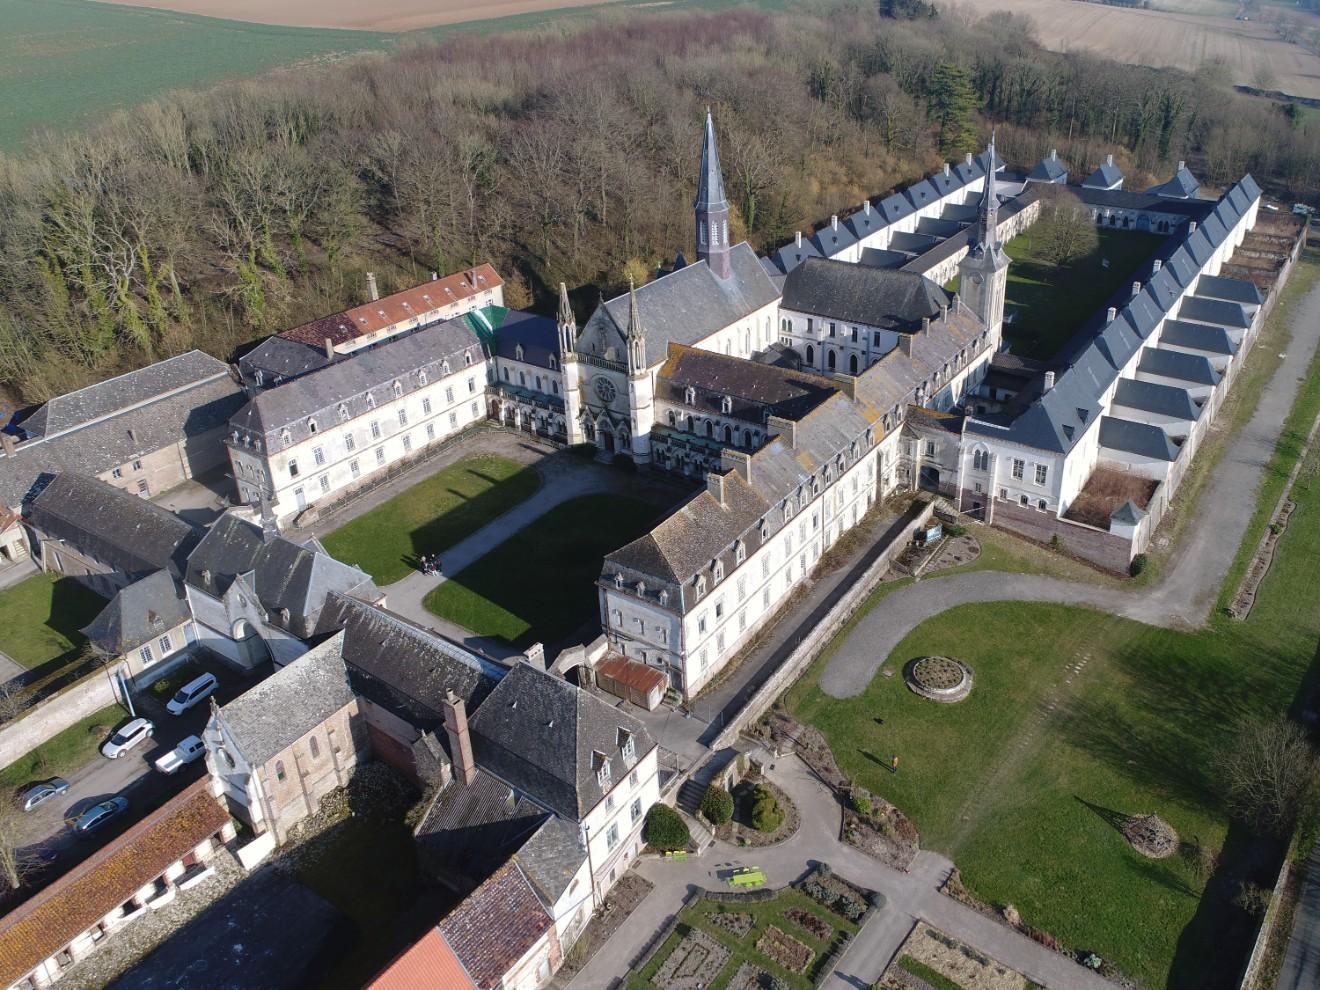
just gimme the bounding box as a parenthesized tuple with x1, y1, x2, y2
(166, 673, 218, 716)
(154, 735, 206, 775)
(101, 718, 154, 759)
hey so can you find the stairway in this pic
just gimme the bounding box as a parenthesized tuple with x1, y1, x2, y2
(676, 748, 738, 818)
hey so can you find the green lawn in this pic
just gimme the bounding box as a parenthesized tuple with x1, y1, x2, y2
(0, 703, 125, 786)
(628, 888, 861, 990)
(1001, 228, 1161, 361)
(321, 454, 541, 585)
(787, 421, 1320, 987)
(425, 493, 671, 648)
(0, 573, 105, 671)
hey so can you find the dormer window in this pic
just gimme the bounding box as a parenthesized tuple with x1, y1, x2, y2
(393, 380, 403, 398)
(366, 392, 376, 410)
(442, 359, 451, 375)
(712, 559, 724, 582)
(694, 576, 706, 599)
(418, 370, 428, 387)
(516, 344, 525, 361)
(734, 541, 746, 564)
(784, 500, 794, 521)
(619, 728, 636, 764)
(759, 518, 768, 540)
(637, 581, 646, 596)
(594, 751, 611, 789)
(464, 350, 473, 366)
(614, 572, 624, 589)
(338, 404, 349, 423)
(684, 386, 696, 405)
(280, 429, 292, 445)
(307, 418, 318, 434)
(720, 395, 733, 414)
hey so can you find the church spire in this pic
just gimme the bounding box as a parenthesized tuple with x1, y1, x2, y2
(694, 109, 732, 280)
(976, 130, 1001, 252)
(626, 279, 646, 375)
(557, 281, 577, 356)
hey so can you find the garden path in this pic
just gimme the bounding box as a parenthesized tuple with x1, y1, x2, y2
(820, 274, 1320, 699)
(567, 753, 1114, 990)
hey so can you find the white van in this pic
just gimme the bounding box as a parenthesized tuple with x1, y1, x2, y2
(166, 672, 218, 715)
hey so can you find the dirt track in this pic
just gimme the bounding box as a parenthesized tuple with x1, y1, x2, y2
(83, 0, 626, 32)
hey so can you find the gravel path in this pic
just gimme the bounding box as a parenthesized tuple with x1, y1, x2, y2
(821, 274, 1320, 699)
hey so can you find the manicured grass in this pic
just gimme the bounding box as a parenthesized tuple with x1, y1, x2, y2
(897, 956, 965, 990)
(424, 493, 671, 647)
(0, 573, 105, 671)
(1002, 228, 1161, 361)
(321, 454, 541, 585)
(628, 888, 861, 990)
(0, 703, 125, 787)
(788, 415, 1320, 987)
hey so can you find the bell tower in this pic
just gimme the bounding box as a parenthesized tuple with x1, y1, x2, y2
(557, 282, 585, 445)
(694, 109, 732, 281)
(958, 134, 1010, 344)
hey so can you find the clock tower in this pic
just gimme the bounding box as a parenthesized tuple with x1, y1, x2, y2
(958, 135, 1010, 344)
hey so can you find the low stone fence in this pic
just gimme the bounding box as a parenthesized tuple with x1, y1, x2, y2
(1238, 842, 1298, 990)
(710, 499, 935, 752)
(0, 663, 127, 771)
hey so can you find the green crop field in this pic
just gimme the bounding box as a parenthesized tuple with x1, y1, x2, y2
(0, 0, 397, 151)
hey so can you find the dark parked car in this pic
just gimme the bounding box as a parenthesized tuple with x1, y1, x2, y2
(72, 797, 129, 835)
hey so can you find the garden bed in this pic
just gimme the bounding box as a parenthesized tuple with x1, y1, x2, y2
(880, 924, 1038, 990)
(757, 926, 812, 974)
(557, 871, 654, 980)
(715, 774, 800, 848)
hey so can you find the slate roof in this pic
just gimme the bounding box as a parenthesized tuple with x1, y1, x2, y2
(415, 770, 547, 882)
(315, 593, 502, 732)
(766, 237, 822, 275)
(280, 267, 501, 350)
(185, 513, 378, 636)
(1138, 347, 1220, 386)
(1195, 275, 1263, 306)
(515, 815, 587, 907)
(469, 663, 655, 821)
(230, 317, 486, 454)
(1161, 319, 1237, 356)
(1027, 151, 1067, 183)
(657, 344, 838, 424)
(16, 351, 230, 440)
(1075, 187, 1212, 218)
(811, 219, 859, 259)
(27, 474, 200, 578)
(217, 633, 356, 766)
(1147, 163, 1200, 199)
(1111, 500, 1146, 525)
(781, 258, 949, 330)
(858, 248, 911, 269)
(843, 204, 885, 243)
(1083, 156, 1124, 190)
(1099, 416, 1180, 461)
(1179, 295, 1252, 329)
(0, 375, 244, 509)
(695, 110, 728, 213)
(0, 779, 228, 989)
(1111, 378, 1202, 421)
(366, 929, 476, 990)
(237, 335, 332, 382)
(82, 570, 191, 655)
(576, 244, 778, 368)
(438, 861, 553, 990)
(485, 308, 559, 370)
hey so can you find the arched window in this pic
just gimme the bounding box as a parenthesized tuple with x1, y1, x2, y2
(806, 345, 815, 366)
(744, 429, 753, 448)
(713, 559, 724, 581)
(849, 354, 858, 374)
(686, 415, 695, 433)
(668, 411, 676, 427)
(706, 421, 714, 438)
(723, 425, 732, 444)
(973, 448, 989, 471)
(827, 350, 837, 371)
(516, 344, 525, 361)
(366, 392, 376, 410)
(309, 736, 320, 759)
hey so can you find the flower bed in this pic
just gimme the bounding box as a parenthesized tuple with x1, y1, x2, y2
(783, 908, 833, 941)
(709, 909, 754, 939)
(726, 962, 777, 990)
(756, 925, 813, 974)
(799, 868, 869, 923)
(652, 928, 731, 989)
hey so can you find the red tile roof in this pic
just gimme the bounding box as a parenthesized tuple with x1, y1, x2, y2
(365, 928, 476, 990)
(281, 266, 503, 347)
(0, 779, 229, 986)
(438, 861, 553, 990)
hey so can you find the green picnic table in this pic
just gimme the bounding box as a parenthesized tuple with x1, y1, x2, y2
(728, 867, 766, 888)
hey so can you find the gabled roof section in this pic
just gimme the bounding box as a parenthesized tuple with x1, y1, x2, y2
(876, 191, 914, 224)
(16, 351, 231, 440)
(1112, 377, 1202, 421)
(1179, 295, 1252, 329)
(515, 815, 588, 908)
(1138, 347, 1220, 386)
(366, 928, 476, 990)
(27, 474, 199, 578)
(904, 178, 941, 212)
(843, 204, 885, 243)
(811, 220, 859, 259)
(1161, 319, 1237, 356)
(1027, 150, 1067, 182)
(576, 244, 778, 368)
(486, 308, 559, 370)
(1111, 500, 1146, 525)
(1099, 416, 1180, 461)
(657, 344, 838, 423)
(217, 633, 356, 766)
(469, 663, 654, 821)
(0, 780, 228, 989)
(781, 257, 949, 330)
(767, 237, 822, 275)
(1147, 162, 1200, 199)
(1196, 274, 1263, 306)
(1083, 155, 1124, 190)
(81, 570, 191, 656)
(438, 861, 553, 990)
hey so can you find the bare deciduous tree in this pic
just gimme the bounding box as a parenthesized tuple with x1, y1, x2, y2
(1213, 717, 1320, 836)
(0, 798, 34, 891)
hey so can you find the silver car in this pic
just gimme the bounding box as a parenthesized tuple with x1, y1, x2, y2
(19, 778, 69, 812)
(100, 718, 154, 759)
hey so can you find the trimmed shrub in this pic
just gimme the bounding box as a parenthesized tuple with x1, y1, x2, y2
(700, 784, 734, 826)
(1130, 553, 1148, 577)
(750, 785, 784, 832)
(850, 793, 872, 816)
(643, 803, 690, 851)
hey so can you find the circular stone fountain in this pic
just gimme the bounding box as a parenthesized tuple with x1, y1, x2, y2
(904, 656, 973, 703)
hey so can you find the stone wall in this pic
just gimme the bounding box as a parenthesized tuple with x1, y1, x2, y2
(986, 496, 1136, 574)
(0, 665, 124, 771)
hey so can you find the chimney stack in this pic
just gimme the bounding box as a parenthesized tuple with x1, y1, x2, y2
(1178, 160, 1186, 171)
(899, 334, 913, 357)
(1132, 281, 1142, 298)
(1106, 153, 1114, 167)
(1043, 370, 1056, 392)
(430, 271, 438, 281)
(831, 215, 839, 231)
(939, 303, 948, 322)
(1050, 148, 1058, 161)
(944, 162, 951, 176)
(1189, 221, 1197, 233)
(443, 690, 477, 786)
(795, 231, 803, 248)
(707, 472, 726, 505)
(324, 337, 334, 361)
(366, 272, 379, 302)
(1107, 306, 1117, 322)
(920, 316, 930, 335)
(965, 152, 974, 166)
(0, 432, 14, 457)
(863, 200, 871, 216)
(1152, 259, 1162, 273)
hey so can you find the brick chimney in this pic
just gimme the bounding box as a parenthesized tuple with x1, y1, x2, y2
(443, 690, 477, 786)
(366, 272, 379, 302)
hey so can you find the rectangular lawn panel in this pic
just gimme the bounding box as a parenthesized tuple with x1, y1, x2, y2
(0, 703, 124, 785)
(1002, 228, 1161, 361)
(789, 435, 1320, 988)
(321, 454, 540, 585)
(424, 493, 670, 648)
(0, 573, 105, 671)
